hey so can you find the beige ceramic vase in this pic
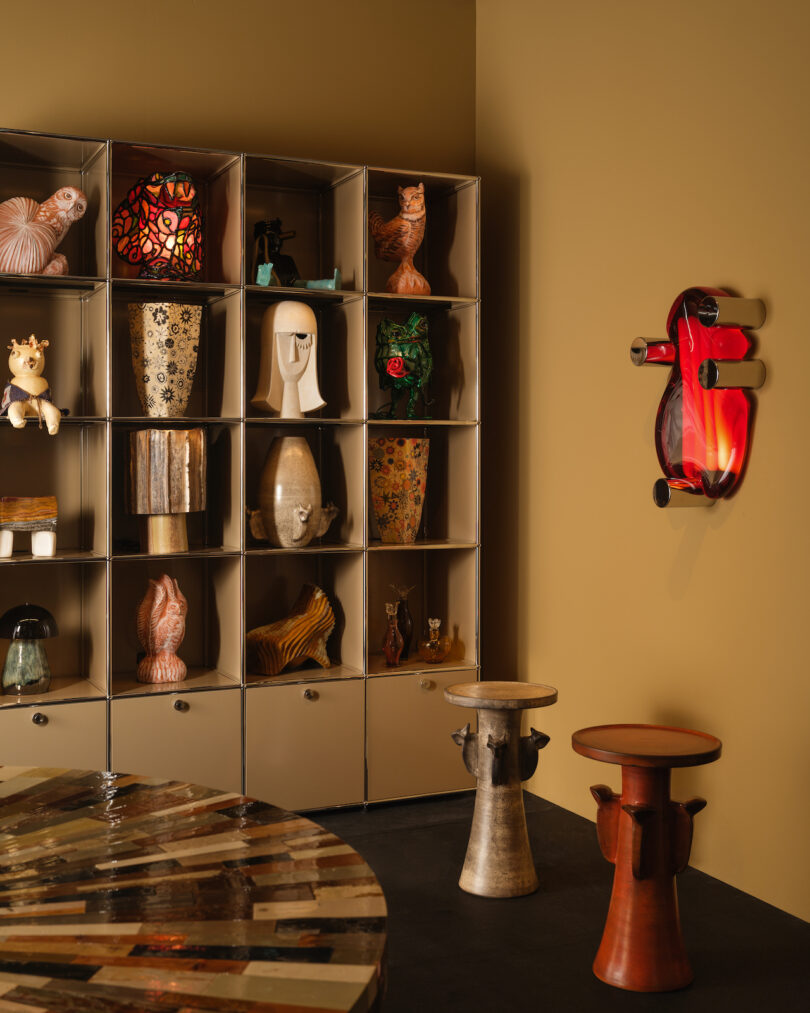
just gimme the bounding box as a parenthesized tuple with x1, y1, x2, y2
(368, 436, 429, 543)
(258, 437, 337, 548)
(128, 302, 202, 417)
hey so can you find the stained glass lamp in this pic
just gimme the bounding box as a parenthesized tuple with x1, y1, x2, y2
(112, 171, 204, 280)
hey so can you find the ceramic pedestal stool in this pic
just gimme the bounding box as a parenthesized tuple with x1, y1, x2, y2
(572, 723, 722, 992)
(445, 680, 558, 897)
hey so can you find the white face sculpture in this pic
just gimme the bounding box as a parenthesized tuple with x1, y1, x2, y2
(251, 301, 325, 418)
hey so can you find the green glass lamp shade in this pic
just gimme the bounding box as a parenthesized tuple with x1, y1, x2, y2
(0, 603, 57, 695)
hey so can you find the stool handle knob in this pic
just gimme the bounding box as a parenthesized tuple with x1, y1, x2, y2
(671, 796, 707, 873)
(622, 803, 656, 880)
(590, 785, 621, 864)
(173, 699, 190, 712)
(486, 733, 509, 786)
(31, 712, 48, 726)
(519, 727, 550, 781)
(451, 723, 478, 777)
(303, 688, 319, 702)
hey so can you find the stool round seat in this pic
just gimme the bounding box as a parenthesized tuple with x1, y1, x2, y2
(572, 723, 722, 768)
(445, 680, 558, 710)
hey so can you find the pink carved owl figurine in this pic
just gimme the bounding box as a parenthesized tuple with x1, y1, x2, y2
(0, 187, 87, 275)
(136, 574, 188, 683)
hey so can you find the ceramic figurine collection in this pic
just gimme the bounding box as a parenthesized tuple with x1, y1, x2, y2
(0, 170, 459, 686)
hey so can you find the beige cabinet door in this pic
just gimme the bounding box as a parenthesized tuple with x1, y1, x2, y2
(367, 671, 476, 802)
(111, 688, 242, 793)
(246, 679, 364, 812)
(0, 700, 107, 770)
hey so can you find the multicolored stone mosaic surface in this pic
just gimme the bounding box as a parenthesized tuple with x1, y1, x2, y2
(0, 766, 386, 1011)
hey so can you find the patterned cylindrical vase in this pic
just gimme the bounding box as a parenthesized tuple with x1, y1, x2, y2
(368, 436, 429, 543)
(128, 302, 202, 417)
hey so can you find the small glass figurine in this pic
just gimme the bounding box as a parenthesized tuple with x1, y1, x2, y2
(418, 617, 450, 664)
(383, 602, 404, 667)
(390, 584, 414, 660)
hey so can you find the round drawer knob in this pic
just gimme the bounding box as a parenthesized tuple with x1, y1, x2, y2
(31, 712, 48, 726)
(419, 679, 434, 691)
(173, 699, 190, 712)
(303, 689, 319, 702)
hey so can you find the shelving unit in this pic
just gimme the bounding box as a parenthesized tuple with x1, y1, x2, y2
(0, 127, 479, 811)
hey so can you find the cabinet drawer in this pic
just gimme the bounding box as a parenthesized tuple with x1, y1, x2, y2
(367, 671, 476, 802)
(0, 700, 106, 769)
(111, 689, 241, 793)
(246, 679, 364, 811)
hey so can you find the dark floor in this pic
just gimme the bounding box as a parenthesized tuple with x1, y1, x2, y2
(317, 792, 810, 1013)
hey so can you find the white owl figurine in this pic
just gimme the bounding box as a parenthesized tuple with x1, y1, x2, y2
(0, 186, 87, 275)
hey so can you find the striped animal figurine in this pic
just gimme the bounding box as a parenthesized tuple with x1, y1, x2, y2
(247, 584, 335, 676)
(0, 186, 87, 275)
(136, 574, 188, 683)
(0, 496, 57, 557)
(368, 182, 430, 295)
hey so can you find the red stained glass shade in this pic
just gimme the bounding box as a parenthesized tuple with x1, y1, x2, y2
(655, 287, 752, 499)
(112, 171, 204, 280)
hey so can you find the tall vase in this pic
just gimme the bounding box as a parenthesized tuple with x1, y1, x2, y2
(128, 302, 202, 417)
(258, 436, 323, 548)
(368, 437, 429, 544)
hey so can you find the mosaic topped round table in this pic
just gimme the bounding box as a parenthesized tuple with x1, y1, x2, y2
(572, 723, 722, 992)
(445, 681, 558, 897)
(0, 766, 386, 1012)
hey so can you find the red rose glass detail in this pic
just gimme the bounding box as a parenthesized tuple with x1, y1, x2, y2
(386, 356, 407, 378)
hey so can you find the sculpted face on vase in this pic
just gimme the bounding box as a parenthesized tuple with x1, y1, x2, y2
(251, 301, 325, 419)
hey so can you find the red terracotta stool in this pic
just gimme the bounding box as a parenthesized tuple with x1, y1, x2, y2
(572, 723, 722, 992)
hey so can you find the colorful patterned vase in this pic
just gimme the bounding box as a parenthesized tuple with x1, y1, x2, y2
(368, 436, 429, 543)
(128, 303, 202, 417)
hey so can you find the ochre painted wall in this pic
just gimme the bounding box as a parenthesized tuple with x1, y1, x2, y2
(477, 0, 810, 920)
(0, 0, 475, 173)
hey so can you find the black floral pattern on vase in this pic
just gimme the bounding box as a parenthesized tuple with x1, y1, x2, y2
(128, 302, 202, 418)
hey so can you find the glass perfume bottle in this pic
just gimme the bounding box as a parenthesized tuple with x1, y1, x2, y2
(390, 584, 414, 660)
(418, 617, 450, 664)
(383, 602, 404, 667)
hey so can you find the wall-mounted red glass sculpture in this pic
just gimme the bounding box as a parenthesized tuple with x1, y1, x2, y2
(112, 171, 203, 280)
(631, 287, 766, 507)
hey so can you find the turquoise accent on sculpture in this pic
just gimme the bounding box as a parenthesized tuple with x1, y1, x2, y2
(2, 639, 51, 694)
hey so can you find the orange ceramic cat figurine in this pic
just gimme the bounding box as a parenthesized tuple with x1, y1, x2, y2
(369, 182, 430, 295)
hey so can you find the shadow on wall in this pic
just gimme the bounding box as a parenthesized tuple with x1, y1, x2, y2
(479, 165, 524, 679)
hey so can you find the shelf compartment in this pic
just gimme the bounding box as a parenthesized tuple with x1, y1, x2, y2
(245, 550, 363, 679)
(0, 421, 106, 556)
(366, 547, 477, 672)
(367, 301, 478, 423)
(111, 421, 241, 555)
(0, 698, 107, 768)
(0, 559, 107, 701)
(110, 142, 242, 285)
(0, 285, 107, 418)
(367, 168, 478, 300)
(110, 555, 241, 695)
(245, 293, 364, 421)
(245, 677, 365, 811)
(367, 425, 478, 544)
(111, 287, 241, 420)
(0, 129, 108, 279)
(244, 156, 363, 291)
(111, 687, 241, 792)
(245, 422, 365, 549)
(366, 668, 477, 802)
